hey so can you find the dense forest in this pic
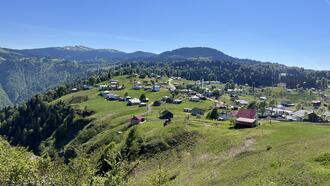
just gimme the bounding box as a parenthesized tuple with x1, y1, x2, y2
(121, 60, 330, 89)
(0, 96, 74, 153)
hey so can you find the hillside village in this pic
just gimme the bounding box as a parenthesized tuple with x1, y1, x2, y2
(46, 73, 330, 184)
(1, 71, 330, 185)
(68, 74, 330, 129)
(3, 0, 330, 184)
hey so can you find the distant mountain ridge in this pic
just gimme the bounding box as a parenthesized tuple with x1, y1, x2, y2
(159, 47, 260, 64)
(0, 45, 326, 109)
(159, 47, 231, 59)
(14, 45, 156, 60)
(2, 46, 261, 64)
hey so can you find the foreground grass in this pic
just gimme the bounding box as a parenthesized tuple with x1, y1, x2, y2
(128, 122, 330, 185)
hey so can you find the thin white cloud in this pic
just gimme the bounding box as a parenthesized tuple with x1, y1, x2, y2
(8, 22, 147, 44)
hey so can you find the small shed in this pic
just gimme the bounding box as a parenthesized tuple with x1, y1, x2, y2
(162, 96, 170, 101)
(235, 100, 249, 106)
(308, 112, 323, 122)
(125, 96, 132, 101)
(189, 95, 200, 102)
(107, 94, 119, 101)
(71, 88, 78, 92)
(173, 99, 183, 104)
(152, 84, 161, 92)
(130, 115, 145, 126)
(133, 85, 143, 90)
(191, 107, 206, 116)
(83, 85, 93, 90)
(128, 98, 141, 106)
(139, 103, 147, 107)
(215, 102, 226, 109)
(184, 108, 192, 113)
(159, 110, 174, 120)
(99, 85, 109, 91)
(218, 113, 232, 121)
(312, 100, 321, 108)
(291, 110, 308, 121)
(153, 101, 162, 106)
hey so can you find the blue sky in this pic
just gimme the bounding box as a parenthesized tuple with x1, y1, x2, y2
(0, 0, 330, 70)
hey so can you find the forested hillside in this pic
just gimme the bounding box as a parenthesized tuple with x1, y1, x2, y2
(17, 45, 156, 60)
(0, 86, 12, 107)
(124, 60, 330, 89)
(1, 46, 329, 109)
(0, 57, 89, 108)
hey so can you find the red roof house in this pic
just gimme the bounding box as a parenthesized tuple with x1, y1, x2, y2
(235, 108, 257, 127)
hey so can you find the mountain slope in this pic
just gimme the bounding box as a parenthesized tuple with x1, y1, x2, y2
(0, 50, 92, 108)
(9, 46, 260, 64)
(159, 47, 259, 64)
(16, 45, 156, 60)
(0, 45, 328, 108)
(159, 47, 231, 59)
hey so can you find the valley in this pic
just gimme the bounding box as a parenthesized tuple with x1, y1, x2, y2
(1, 46, 330, 109)
(2, 1, 330, 185)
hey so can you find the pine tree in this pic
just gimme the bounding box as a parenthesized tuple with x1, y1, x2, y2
(207, 108, 219, 120)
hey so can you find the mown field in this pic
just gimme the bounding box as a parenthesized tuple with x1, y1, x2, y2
(49, 76, 330, 185)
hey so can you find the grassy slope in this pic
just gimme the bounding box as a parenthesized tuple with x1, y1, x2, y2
(48, 76, 330, 185)
(129, 122, 330, 185)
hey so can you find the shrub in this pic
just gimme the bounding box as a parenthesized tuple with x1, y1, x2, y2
(314, 153, 330, 166)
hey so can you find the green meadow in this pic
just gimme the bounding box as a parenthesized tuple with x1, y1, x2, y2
(49, 76, 330, 185)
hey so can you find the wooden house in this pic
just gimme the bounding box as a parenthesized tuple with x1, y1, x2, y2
(183, 108, 192, 113)
(312, 100, 321, 108)
(159, 110, 174, 120)
(235, 108, 257, 128)
(153, 101, 162, 106)
(130, 115, 145, 126)
(308, 112, 323, 122)
(191, 107, 206, 116)
(152, 84, 161, 92)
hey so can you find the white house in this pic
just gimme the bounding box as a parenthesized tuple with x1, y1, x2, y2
(189, 95, 200, 102)
(101, 90, 110, 97)
(173, 99, 183, 104)
(107, 94, 119, 101)
(133, 84, 143, 90)
(236, 100, 249, 106)
(99, 85, 109, 91)
(152, 84, 161, 92)
(291, 110, 310, 121)
(128, 98, 141, 106)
